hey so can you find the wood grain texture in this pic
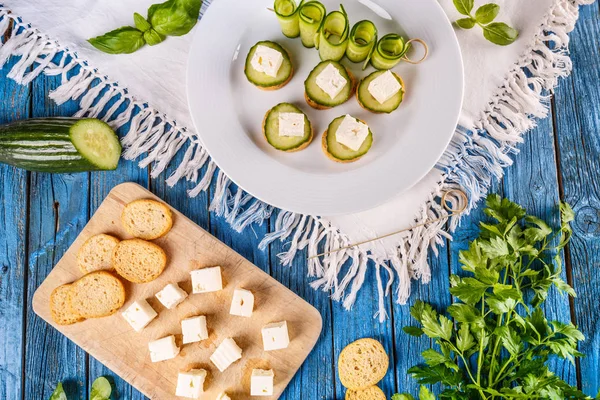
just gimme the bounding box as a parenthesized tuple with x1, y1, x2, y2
(553, 2, 600, 394)
(32, 183, 322, 399)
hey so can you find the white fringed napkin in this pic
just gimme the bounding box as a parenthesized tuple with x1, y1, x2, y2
(0, 0, 594, 320)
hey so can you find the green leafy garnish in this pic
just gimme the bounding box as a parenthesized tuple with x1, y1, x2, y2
(452, 0, 518, 46)
(50, 382, 67, 400)
(88, 0, 201, 54)
(90, 377, 112, 400)
(394, 194, 596, 399)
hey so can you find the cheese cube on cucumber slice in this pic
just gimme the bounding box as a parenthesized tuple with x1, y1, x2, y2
(322, 115, 373, 163)
(357, 70, 404, 114)
(263, 103, 313, 152)
(304, 61, 354, 109)
(245, 41, 293, 90)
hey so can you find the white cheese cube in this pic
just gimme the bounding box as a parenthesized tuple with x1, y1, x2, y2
(175, 369, 206, 399)
(316, 63, 347, 99)
(229, 288, 254, 317)
(191, 266, 223, 294)
(122, 299, 157, 332)
(181, 315, 209, 344)
(210, 338, 243, 372)
(250, 369, 274, 396)
(335, 115, 370, 152)
(216, 392, 231, 400)
(148, 335, 180, 362)
(155, 283, 188, 309)
(368, 70, 402, 104)
(261, 321, 290, 351)
(250, 45, 283, 78)
(278, 113, 305, 137)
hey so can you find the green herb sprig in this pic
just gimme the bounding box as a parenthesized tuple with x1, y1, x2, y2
(88, 0, 202, 54)
(50, 377, 112, 400)
(394, 194, 597, 400)
(453, 0, 518, 46)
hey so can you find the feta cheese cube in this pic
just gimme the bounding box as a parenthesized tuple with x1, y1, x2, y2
(250, 45, 283, 78)
(368, 70, 402, 104)
(148, 335, 180, 362)
(316, 63, 348, 99)
(191, 266, 223, 294)
(250, 369, 274, 396)
(229, 288, 255, 317)
(210, 338, 243, 372)
(278, 113, 305, 137)
(335, 115, 370, 152)
(122, 299, 157, 332)
(175, 369, 206, 399)
(155, 283, 188, 309)
(181, 315, 209, 344)
(261, 321, 290, 351)
(216, 392, 231, 400)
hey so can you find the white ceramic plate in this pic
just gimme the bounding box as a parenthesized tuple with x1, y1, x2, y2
(187, 0, 463, 216)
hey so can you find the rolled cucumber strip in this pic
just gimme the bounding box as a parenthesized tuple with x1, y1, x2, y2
(274, 0, 304, 38)
(318, 5, 349, 61)
(298, 1, 326, 48)
(370, 33, 408, 70)
(346, 20, 377, 68)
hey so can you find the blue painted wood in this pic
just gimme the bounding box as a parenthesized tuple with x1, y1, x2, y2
(23, 71, 89, 399)
(553, 2, 600, 395)
(0, 54, 29, 400)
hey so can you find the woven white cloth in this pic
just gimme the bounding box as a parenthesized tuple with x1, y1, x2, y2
(0, 0, 594, 320)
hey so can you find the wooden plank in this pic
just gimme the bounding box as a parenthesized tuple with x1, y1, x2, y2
(32, 183, 322, 399)
(503, 117, 576, 384)
(23, 70, 89, 399)
(0, 55, 30, 400)
(269, 229, 336, 400)
(553, 2, 600, 394)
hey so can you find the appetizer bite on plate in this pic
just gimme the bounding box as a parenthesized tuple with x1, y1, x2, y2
(304, 60, 354, 109)
(357, 70, 405, 114)
(322, 115, 373, 163)
(263, 102, 313, 152)
(245, 40, 294, 90)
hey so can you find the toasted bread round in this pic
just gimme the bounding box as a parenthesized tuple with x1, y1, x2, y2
(321, 117, 371, 164)
(356, 73, 405, 114)
(68, 272, 126, 318)
(261, 105, 314, 153)
(50, 284, 85, 325)
(77, 234, 120, 274)
(338, 338, 389, 390)
(112, 239, 167, 283)
(345, 386, 386, 400)
(121, 199, 173, 240)
(304, 68, 356, 110)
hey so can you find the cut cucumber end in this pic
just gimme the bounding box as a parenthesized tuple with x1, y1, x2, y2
(304, 61, 355, 108)
(69, 118, 121, 170)
(244, 41, 294, 89)
(357, 71, 404, 114)
(263, 103, 313, 152)
(322, 116, 373, 162)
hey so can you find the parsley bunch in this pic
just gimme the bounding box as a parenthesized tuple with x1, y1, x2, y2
(394, 194, 596, 400)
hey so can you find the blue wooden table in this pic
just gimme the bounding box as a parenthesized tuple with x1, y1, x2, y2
(1, 4, 599, 400)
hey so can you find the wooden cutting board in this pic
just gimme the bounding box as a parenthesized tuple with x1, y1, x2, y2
(32, 182, 322, 399)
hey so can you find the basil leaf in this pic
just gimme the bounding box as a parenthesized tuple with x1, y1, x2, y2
(482, 22, 519, 46)
(455, 17, 476, 29)
(90, 376, 112, 400)
(144, 28, 166, 46)
(134, 12, 152, 32)
(452, 0, 474, 16)
(475, 3, 500, 24)
(88, 27, 146, 54)
(148, 0, 202, 36)
(50, 382, 67, 400)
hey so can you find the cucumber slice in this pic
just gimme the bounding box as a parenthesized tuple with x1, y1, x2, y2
(299, 1, 326, 48)
(322, 115, 373, 162)
(346, 20, 378, 66)
(304, 61, 354, 109)
(318, 6, 349, 61)
(274, 0, 303, 38)
(70, 118, 122, 170)
(370, 33, 408, 70)
(244, 41, 293, 89)
(357, 70, 404, 114)
(263, 103, 313, 152)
